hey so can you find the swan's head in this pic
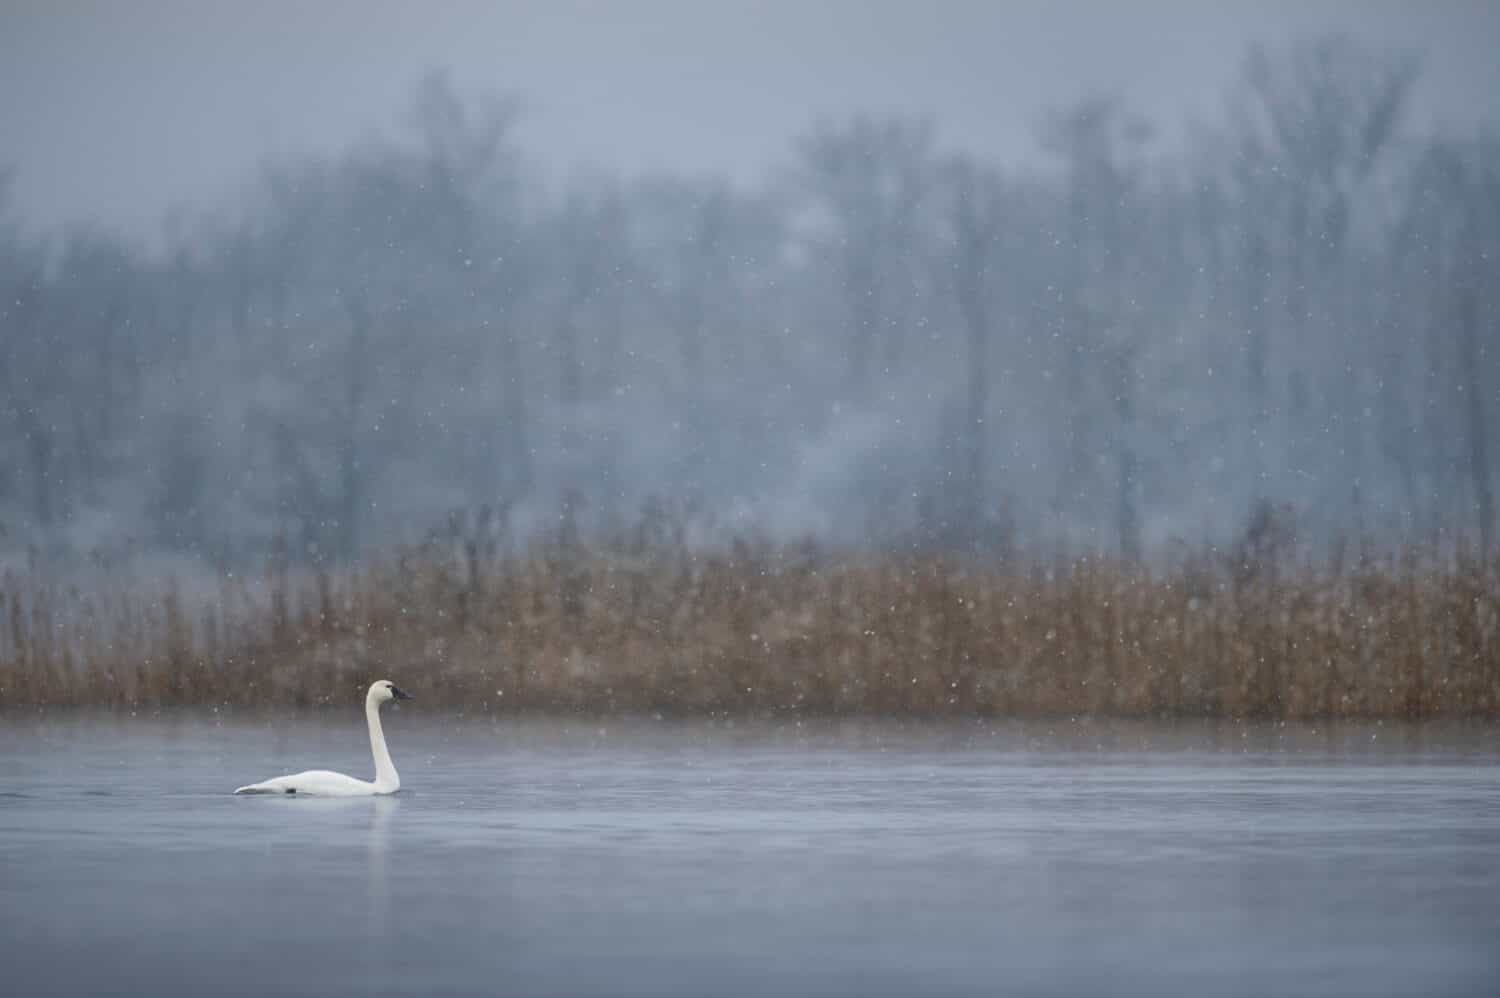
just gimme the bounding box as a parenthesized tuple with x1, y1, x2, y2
(369, 680, 414, 706)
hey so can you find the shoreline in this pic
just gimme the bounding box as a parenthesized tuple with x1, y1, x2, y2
(4, 542, 1497, 719)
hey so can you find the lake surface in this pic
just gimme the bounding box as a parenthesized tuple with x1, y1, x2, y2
(1, 712, 1497, 997)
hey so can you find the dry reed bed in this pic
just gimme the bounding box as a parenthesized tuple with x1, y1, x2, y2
(2, 542, 1497, 717)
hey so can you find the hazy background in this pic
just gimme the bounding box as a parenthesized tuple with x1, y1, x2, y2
(6, 2, 1500, 238)
(2, 1, 1498, 567)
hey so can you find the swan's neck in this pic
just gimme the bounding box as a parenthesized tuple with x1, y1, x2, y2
(366, 697, 400, 792)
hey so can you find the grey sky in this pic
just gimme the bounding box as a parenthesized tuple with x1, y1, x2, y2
(4, 1, 1497, 240)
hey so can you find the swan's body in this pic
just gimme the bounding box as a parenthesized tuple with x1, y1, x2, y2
(237, 768, 385, 797)
(235, 681, 413, 796)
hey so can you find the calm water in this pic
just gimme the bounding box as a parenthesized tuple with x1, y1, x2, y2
(1, 712, 1497, 997)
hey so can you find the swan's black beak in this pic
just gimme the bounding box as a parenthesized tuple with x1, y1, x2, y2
(392, 686, 414, 701)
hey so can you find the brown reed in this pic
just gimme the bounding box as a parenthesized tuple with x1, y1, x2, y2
(1, 533, 1496, 718)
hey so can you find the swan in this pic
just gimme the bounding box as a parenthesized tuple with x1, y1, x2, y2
(234, 680, 414, 796)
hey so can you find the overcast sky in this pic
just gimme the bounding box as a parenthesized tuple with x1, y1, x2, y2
(4, 1, 1497, 241)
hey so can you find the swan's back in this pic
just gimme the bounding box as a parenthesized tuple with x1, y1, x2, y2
(234, 770, 378, 797)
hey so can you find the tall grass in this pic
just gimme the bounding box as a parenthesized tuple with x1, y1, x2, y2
(2, 528, 1497, 718)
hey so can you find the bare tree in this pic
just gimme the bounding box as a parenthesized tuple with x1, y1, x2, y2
(941, 156, 1008, 548)
(1230, 36, 1418, 517)
(1039, 97, 1152, 556)
(796, 115, 938, 397)
(1411, 138, 1500, 551)
(337, 294, 370, 561)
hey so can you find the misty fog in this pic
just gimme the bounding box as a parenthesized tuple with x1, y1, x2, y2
(2, 9, 1498, 571)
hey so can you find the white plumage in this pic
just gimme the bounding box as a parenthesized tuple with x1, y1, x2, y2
(234, 680, 413, 796)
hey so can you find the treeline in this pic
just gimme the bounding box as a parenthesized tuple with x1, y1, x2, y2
(1, 36, 1497, 567)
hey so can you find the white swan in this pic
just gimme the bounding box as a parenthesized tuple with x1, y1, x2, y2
(234, 680, 414, 796)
